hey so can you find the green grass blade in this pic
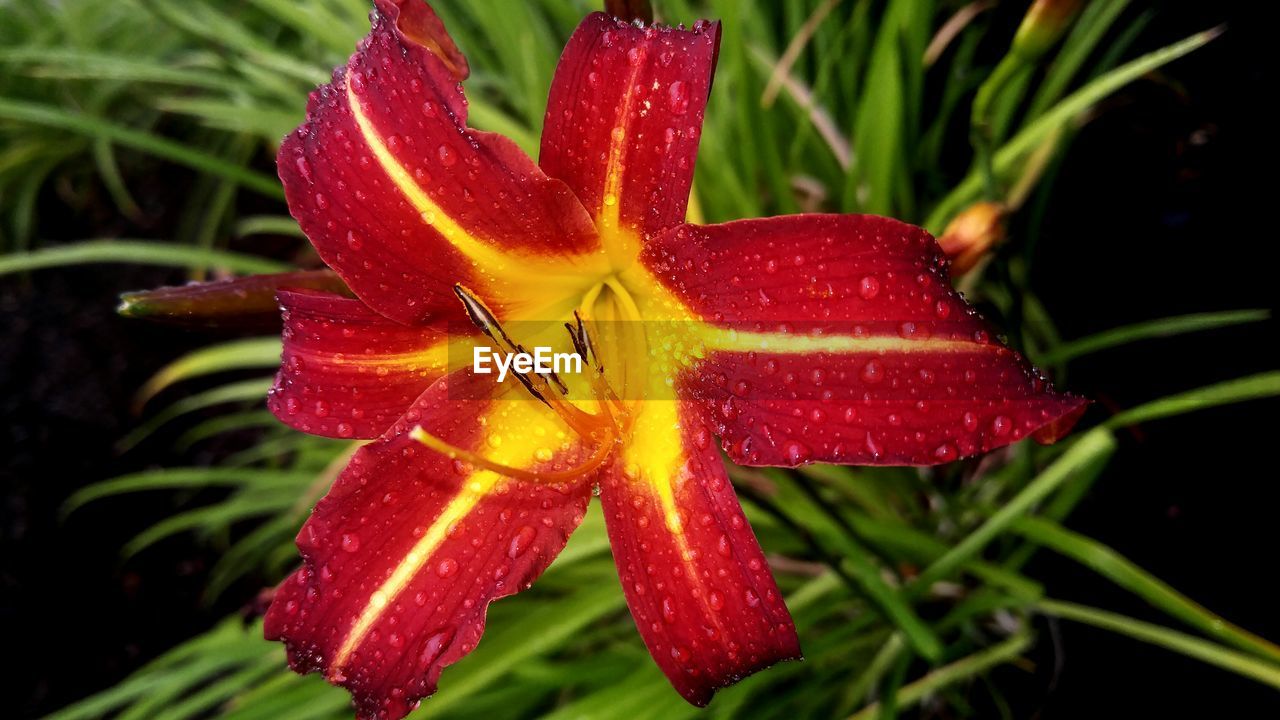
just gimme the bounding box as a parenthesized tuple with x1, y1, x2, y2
(63, 468, 311, 516)
(846, 633, 1034, 720)
(0, 47, 245, 92)
(0, 98, 285, 198)
(1039, 309, 1270, 365)
(116, 377, 275, 453)
(235, 215, 304, 238)
(927, 27, 1222, 231)
(1015, 517, 1280, 663)
(1037, 600, 1280, 690)
(910, 428, 1117, 593)
(1104, 372, 1280, 429)
(0, 240, 289, 276)
(135, 337, 282, 408)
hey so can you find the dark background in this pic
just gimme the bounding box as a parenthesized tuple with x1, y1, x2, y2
(2, 1, 1277, 717)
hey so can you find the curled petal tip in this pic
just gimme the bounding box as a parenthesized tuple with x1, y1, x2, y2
(374, 0, 469, 80)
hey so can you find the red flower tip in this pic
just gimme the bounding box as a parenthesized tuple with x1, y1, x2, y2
(374, 0, 468, 81)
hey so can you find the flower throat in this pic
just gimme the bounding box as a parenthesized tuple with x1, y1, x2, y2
(410, 283, 638, 482)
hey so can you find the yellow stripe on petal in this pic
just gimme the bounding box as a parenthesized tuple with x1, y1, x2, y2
(300, 337, 453, 376)
(596, 52, 647, 270)
(331, 398, 572, 671)
(347, 85, 608, 303)
(348, 85, 514, 271)
(619, 400, 729, 636)
(697, 327, 992, 355)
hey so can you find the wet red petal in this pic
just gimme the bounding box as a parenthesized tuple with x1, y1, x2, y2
(267, 289, 447, 439)
(280, 0, 601, 326)
(377, 0, 468, 81)
(601, 401, 800, 705)
(266, 373, 593, 720)
(643, 214, 1087, 466)
(118, 270, 349, 329)
(540, 13, 720, 248)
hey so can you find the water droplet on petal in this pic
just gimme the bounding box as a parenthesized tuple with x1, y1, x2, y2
(668, 81, 690, 114)
(859, 275, 880, 300)
(435, 557, 459, 578)
(508, 525, 537, 558)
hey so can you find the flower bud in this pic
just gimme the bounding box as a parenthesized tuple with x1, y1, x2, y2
(938, 201, 1006, 276)
(1012, 0, 1084, 59)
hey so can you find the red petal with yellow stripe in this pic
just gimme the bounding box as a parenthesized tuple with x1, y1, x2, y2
(265, 373, 593, 720)
(268, 289, 447, 439)
(601, 400, 801, 705)
(279, 0, 604, 326)
(540, 13, 719, 260)
(642, 215, 1087, 466)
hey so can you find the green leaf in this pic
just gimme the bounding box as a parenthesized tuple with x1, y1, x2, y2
(122, 493, 295, 558)
(910, 428, 1117, 593)
(427, 582, 628, 714)
(927, 27, 1222, 231)
(0, 97, 285, 198)
(117, 377, 275, 453)
(1039, 309, 1269, 365)
(0, 240, 289, 276)
(135, 337, 281, 408)
(1013, 517, 1280, 663)
(64, 468, 311, 516)
(1104, 371, 1280, 428)
(1037, 600, 1280, 690)
(847, 633, 1034, 719)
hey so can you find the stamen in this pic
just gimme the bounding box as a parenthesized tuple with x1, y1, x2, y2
(427, 283, 636, 483)
(409, 426, 617, 482)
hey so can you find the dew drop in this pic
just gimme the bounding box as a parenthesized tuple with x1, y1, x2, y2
(858, 275, 880, 300)
(508, 525, 537, 558)
(349, 71, 367, 95)
(992, 415, 1012, 437)
(435, 557, 459, 578)
(860, 360, 884, 384)
(668, 81, 689, 114)
(437, 144, 457, 167)
(783, 440, 812, 464)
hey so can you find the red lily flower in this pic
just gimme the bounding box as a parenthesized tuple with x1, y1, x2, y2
(262, 2, 1086, 717)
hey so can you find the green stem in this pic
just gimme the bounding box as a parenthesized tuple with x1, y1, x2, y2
(846, 633, 1033, 720)
(1014, 517, 1280, 663)
(1037, 600, 1280, 690)
(970, 54, 1022, 200)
